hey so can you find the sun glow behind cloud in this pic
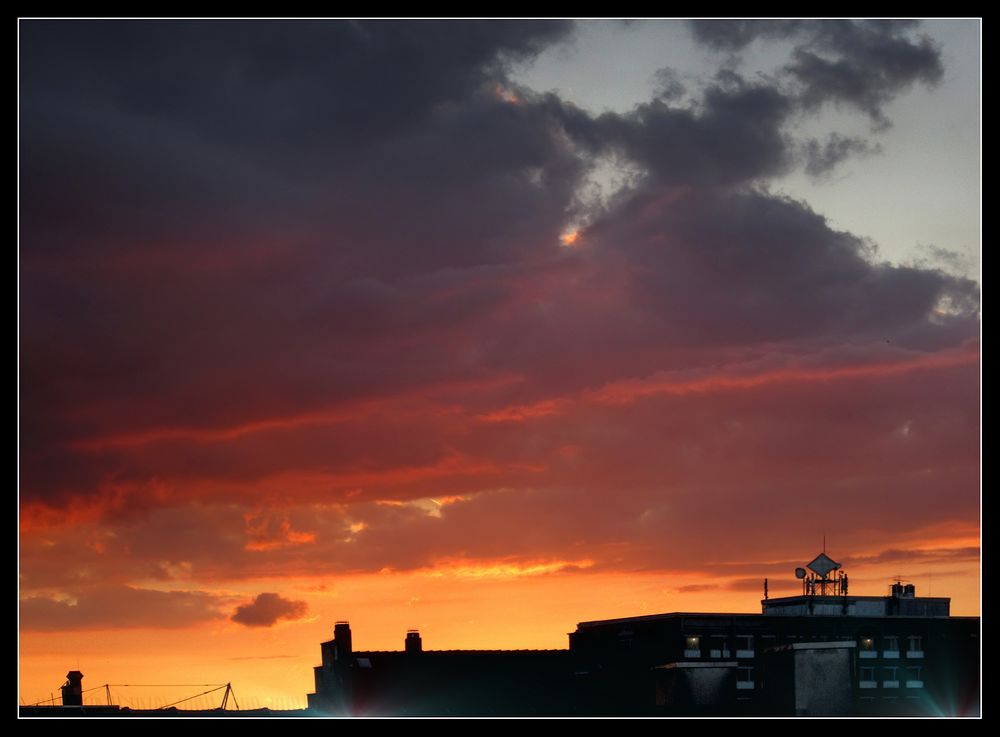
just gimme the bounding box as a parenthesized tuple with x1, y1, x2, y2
(560, 229, 580, 246)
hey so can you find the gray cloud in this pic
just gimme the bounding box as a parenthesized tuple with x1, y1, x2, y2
(231, 593, 309, 628)
(590, 73, 794, 186)
(690, 20, 943, 126)
(582, 186, 978, 349)
(688, 19, 811, 50)
(803, 134, 881, 177)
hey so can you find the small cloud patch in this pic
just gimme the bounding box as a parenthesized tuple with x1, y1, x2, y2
(231, 593, 309, 628)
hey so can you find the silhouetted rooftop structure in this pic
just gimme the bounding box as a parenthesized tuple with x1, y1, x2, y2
(308, 551, 980, 716)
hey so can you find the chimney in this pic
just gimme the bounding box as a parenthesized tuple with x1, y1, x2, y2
(61, 671, 83, 706)
(405, 630, 422, 654)
(333, 621, 352, 660)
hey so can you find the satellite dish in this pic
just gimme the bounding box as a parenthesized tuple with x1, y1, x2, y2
(795, 567, 807, 579)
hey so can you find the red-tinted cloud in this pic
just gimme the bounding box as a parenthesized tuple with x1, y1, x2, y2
(19, 21, 978, 636)
(20, 586, 226, 631)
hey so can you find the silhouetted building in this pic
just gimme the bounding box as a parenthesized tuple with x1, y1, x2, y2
(307, 552, 980, 716)
(307, 623, 573, 716)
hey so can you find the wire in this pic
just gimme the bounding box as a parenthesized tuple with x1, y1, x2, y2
(108, 683, 226, 688)
(28, 682, 231, 707)
(158, 685, 228, 710)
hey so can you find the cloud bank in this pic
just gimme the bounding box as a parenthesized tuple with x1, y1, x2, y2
(19, 20, 978, 628)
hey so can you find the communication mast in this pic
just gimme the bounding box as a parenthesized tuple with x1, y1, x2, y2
(795, 552, 848, 597)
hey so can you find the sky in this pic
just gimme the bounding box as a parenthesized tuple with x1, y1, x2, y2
(18, 19, 980, 709)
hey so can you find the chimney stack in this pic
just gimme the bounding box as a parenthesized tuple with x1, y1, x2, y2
(334, 621, 353, 661)
(61, 671, 83, 706)
(405, 630, 423, 654)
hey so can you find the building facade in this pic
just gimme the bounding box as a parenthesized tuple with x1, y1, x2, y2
(307, 554, 980, 716)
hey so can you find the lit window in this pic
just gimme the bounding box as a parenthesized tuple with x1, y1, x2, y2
(905, 666, 923, 688)
(684, 635, 701, 657)
(737, 666, 754, 689)
(859, 636, 877, 658)
(907, 635, 924, 658)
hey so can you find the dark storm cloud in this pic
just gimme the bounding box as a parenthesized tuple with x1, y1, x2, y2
(19, 20, 571, 142)
(20, 586, 225, 631)
(20, 20, 584, 505)
(587, 73, 795, 186)
(231, 593, 309, 627)
(582, 187, 978, 348)
(689, 20, 943, 126)
(19, 20, 577, 267)
(19, 21, 978, 593)
(19, 20, 578, 264)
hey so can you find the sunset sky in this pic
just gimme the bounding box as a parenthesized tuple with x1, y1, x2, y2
(19, 20, 980, 709)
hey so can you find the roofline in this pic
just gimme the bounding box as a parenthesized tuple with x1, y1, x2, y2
(764, 595, 952, 604)
(576, 611, 760, 627)
(352, 649, 570, 656)
(575, 610, 978, 628)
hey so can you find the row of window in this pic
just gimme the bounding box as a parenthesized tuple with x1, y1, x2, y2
(663, 664, 922, 691)
(682, 634, 924, 656)
(685, 635, 755, 655)
(858, 635, 924, 658)
(859, 666, 923, 689)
